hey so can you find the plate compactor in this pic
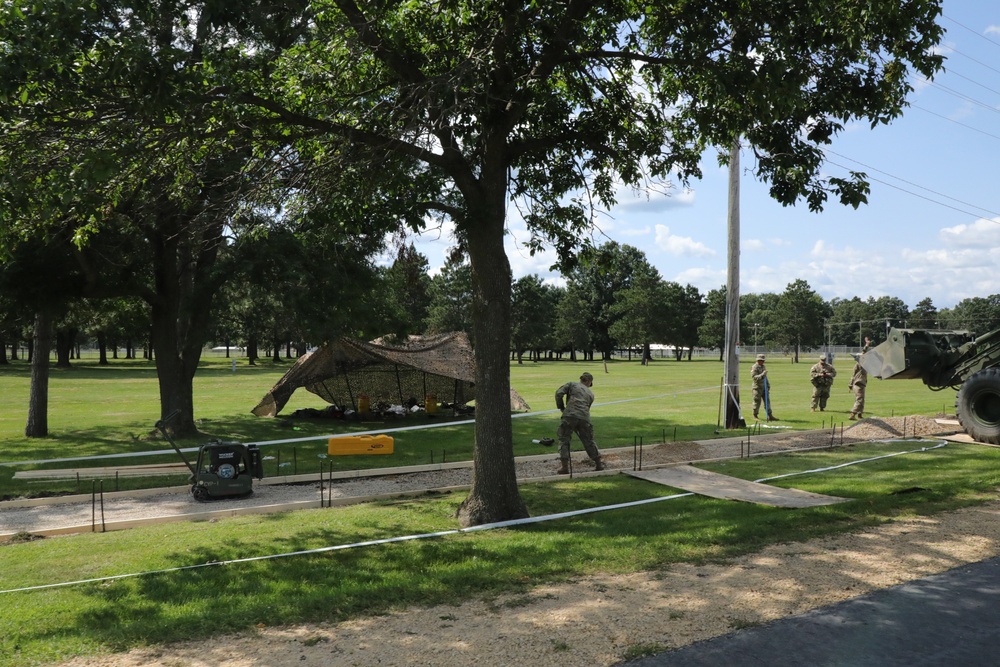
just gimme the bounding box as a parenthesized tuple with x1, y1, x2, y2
(155, 413, 264, 501)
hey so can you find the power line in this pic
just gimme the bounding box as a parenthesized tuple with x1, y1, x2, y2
(941, 46, 1000, 78)
(911, 104, 1000, 143)
(927, 80, 1000, 115)
(941, 14, 1000, 51)
(943, 68, 1000, 98)
(824, 152, 1000, 220)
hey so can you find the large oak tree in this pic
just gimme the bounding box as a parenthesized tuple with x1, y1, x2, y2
(0, 0, 944, 524)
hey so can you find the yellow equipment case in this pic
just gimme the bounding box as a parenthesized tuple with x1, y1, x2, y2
(327, 434, 394, 456)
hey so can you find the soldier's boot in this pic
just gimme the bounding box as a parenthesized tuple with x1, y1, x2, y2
(810, 407, 817, 413)
(556, 460, 570, 475)
(753, 410, 759, 419)
(848, 412, 857, 420)
(767, 413, 778, 421)
(593, 457, 605, 472)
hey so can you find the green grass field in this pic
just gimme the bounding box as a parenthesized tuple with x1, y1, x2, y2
(0, 353, 993, 666)
(0, 352, 955, 490)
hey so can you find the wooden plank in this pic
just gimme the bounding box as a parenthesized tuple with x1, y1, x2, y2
(14, 463, 190, 480)
(626, 465, 850, 508)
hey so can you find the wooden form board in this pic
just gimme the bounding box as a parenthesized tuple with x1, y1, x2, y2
(626, 465, 850, 508)
(14, 463, 190, 480)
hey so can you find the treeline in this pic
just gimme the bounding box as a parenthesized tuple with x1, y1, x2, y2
(5, 239, 999, 369)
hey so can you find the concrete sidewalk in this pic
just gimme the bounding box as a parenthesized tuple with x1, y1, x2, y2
(623, 555, 1000, 666)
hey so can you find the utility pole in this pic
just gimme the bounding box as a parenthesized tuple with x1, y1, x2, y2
(723, 142, 744, 430)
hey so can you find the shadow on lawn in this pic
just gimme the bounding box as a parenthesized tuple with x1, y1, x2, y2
(65, 488, 856, 651)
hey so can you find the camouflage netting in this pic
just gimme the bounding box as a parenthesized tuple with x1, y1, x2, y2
(251, 332, 531, 417)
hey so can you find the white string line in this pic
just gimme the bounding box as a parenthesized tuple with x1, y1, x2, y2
(2, 386, 719, 467)
(0, 440, 948, 595)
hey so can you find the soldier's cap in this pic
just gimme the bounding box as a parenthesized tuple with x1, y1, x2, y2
(756, 354, 765, 361)
(580, 372, 594, 382)
(819, 356, 827, 362)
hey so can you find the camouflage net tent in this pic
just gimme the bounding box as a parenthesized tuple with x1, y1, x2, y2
(251, 332, 531, 417)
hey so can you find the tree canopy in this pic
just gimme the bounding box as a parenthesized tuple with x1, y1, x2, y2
(0, 0, 946, 524)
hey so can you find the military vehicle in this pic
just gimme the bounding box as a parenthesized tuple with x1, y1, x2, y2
(861, 327, 1000, 444)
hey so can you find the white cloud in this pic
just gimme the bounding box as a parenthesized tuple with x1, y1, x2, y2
(729, 228, 999, 309)
(654, 224, 716, 257)
(744, 239, 765, 251)
(673, 266, 725, 289)
(618, 225, 652, 237)
(613, 183, 696, 212)
(939, 217, 1000, 248)
(986, 25, 1000, 36)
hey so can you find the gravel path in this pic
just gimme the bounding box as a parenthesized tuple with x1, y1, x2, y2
(1, 416, 958, 536)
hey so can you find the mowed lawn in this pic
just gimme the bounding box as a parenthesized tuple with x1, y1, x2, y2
(1, 353, 997, 667)
(0, 351, 953, 463)
(0, 352, 958, 496)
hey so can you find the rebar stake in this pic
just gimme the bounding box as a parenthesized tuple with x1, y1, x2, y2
(319, 461, 325, 507)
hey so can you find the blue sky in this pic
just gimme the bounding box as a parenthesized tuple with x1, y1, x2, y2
(395, 1, 1000, 311)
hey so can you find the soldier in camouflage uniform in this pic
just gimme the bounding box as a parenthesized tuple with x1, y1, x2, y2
(848, 337, 872, 420)
(809, 356, 837, 411)
(554, 372, 604, 474)
(750, 354, 772, 420)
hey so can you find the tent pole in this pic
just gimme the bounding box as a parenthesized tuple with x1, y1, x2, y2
(344, 370, 357, 411)
(319, 380, 336, 408)
(394, 364, 405, 405)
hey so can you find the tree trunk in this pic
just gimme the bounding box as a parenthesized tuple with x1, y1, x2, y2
(25, 311, 52, 437)
(150, 295, 200, 436)
(147, 214, 223, 437)
(455, 190, 528, 527)
(55, 328, 74, 367)
(247, 333, 258, 366)
(98, 331, 109, 365)
(0, 339, 6, 365)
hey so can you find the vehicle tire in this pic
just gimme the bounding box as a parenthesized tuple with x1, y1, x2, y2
(956, 368, 1000, 445)
(191, 484, 211, 502)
